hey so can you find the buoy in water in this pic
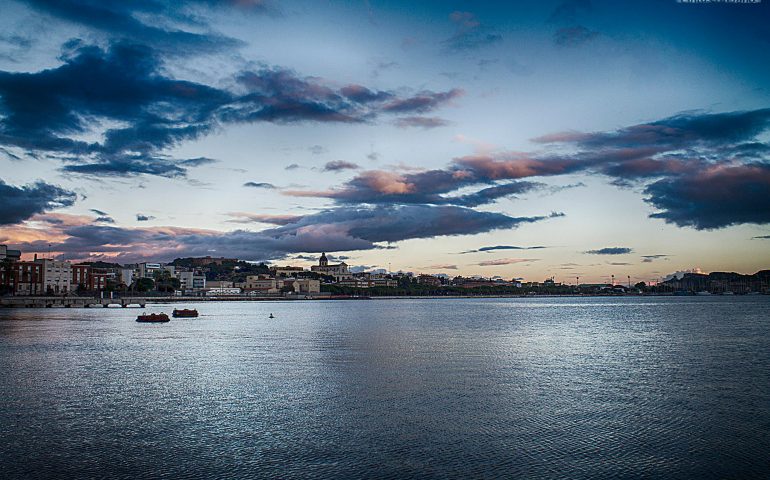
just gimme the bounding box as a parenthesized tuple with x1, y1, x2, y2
(269, 313, 274, 319)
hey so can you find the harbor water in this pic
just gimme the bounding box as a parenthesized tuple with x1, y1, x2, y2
(1, 296, 769, 479)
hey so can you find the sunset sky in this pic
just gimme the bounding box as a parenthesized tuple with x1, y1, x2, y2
(1, 0, 769, 283)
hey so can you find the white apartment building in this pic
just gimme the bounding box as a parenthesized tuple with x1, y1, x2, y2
(176, 271, 206, 292)
(37, 259, 72, 294)
(138, 262, 162, 278)
(244, 275, 283, 294)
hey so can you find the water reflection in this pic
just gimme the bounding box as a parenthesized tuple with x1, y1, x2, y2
(1, 297, 769, 478)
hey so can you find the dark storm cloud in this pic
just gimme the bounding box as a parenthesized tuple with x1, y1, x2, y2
(322, 161, 360, 172)
(287, 107, 770, 229)
(641, 254, 669, 263)
(0, 179, 76, 225)
(644, 163, 770, 229)
(0, 42, 463, 179)
(0, 42, 229, 177)
(535, 108, 770, 151)
(586, 247, 633, 255)
(243, 182, 276, 189)
(449, 181, 544, 207)
(61, 156, 190, 178)
(477, 258, 538, 266)
(15, 205, 559, 262)
(340, 84, 392, 103)
(753, 235, 770, 239)
(461, 245, 547, 254)
(89, 209, 108, 216)
(94, 216, 115, 223)
(380, 89, 463, 114)
(16, 0, 262, 54)
(394, 116, 449, 129)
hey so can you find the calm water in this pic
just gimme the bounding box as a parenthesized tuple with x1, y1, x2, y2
(1, 296, 769, 479)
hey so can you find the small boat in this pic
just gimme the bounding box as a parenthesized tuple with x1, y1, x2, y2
(173, 308, 199, 318)
(136, 313, 170, 323)
(269, 313, 274, 319)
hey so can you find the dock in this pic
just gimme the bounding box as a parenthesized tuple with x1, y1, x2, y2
(0, 296, 148, 308)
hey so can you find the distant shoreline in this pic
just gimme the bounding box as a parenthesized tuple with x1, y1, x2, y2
(2, 293, 767, 309)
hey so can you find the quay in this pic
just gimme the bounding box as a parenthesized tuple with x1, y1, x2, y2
(0, 296, 148, 308)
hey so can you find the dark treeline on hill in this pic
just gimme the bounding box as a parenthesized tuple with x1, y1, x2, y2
(663, 270, 770, 293)
(170, 258, 270, 281)
(323, 283, 577, 297)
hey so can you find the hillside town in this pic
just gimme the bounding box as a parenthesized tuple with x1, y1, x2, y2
(1, 245, 769, 298)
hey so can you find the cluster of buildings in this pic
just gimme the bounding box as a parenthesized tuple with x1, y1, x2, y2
(0, 246, 329, 297)
(12, 244, 754, 298)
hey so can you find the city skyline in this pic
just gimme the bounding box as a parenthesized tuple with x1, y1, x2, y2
(1, 0, 769, 283)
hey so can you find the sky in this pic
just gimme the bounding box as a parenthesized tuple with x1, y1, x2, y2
(0, 0, 769, 283)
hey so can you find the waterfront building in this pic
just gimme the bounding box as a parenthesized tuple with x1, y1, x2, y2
(120, 268, 134, 287)
(0, 245, 22, 262)
(175, 271, 206, 292)
(244, 275, 283, 294)
(417, 274, 442, 286)
(310, 253, 352, 282)
(72, 264, 91, 289)
(1, 261, 43, 295)
(36, 259, 72, 294)
(205, 287, 241, 296)
(338, 278, 375, 288)
(138, 262, 162, 278)
(283, 278, 320, 294)
(270, 266, 306, 277)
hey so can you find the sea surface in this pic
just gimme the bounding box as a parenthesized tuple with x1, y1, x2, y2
(1, 296, 769, 479)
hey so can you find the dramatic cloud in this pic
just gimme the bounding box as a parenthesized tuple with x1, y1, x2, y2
(753, 235, 770, 239)
(477, 258, 538, 266)
(89, 209, 108, 216)
(10, 205, 560, 262)
(426, 264, 458, 270)
(381, 89, 463, 114)
(136, 214, 155, 221)
(394, 116, 450, 129)
(288, 167, 545, 207)
(0, 179, 76, 225)
(243, 182, 276, 189)
(286, 107, 770, 230)
(449, 181, 544, 207)
(644, 163, 770, 229)
(641, 254, 670, 263)
(226, 212, 305, 225)
(0, 42, 463, 179)
(16, 0, 266, 54)
(586, 247, 633, 255)
(461, 245, 547, 254)
(322, 161, 360, 172)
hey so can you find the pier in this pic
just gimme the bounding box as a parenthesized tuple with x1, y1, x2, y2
(0, 296, 147, 308)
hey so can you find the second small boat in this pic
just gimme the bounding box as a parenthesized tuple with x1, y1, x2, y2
(136, 313, 170, 323)
(173, 308, 199, 318)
